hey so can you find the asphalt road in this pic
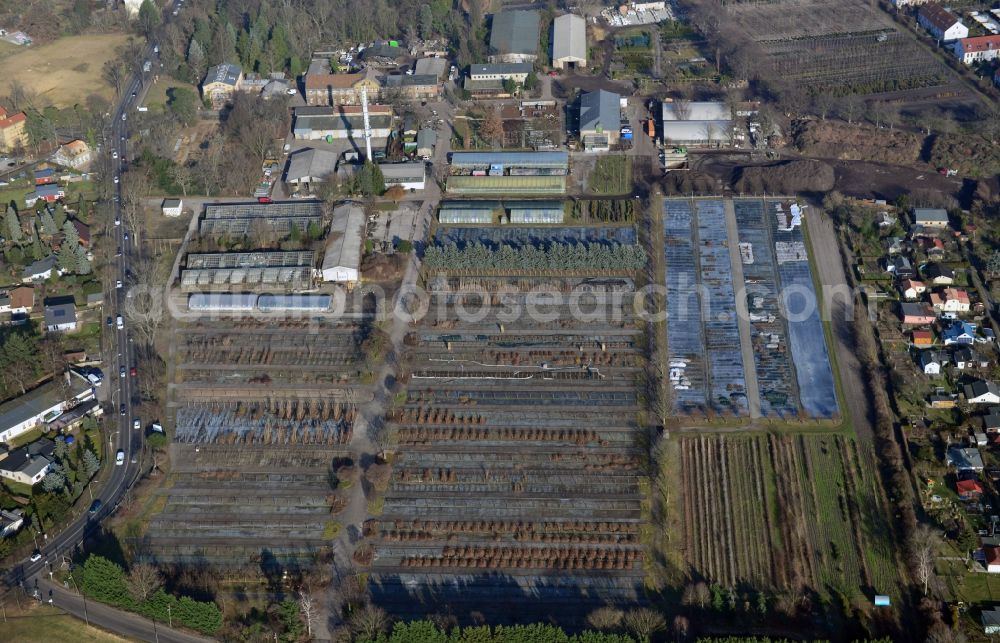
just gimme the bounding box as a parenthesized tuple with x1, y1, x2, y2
(1, 8, 211, 641)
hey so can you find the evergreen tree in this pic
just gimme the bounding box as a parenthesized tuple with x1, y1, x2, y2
(42, 468, 65, 493)
(138, 0, 161, 36)
(82, 450, 100, 479)
(4, 206, 21, 244)
(62, 219, 79, 249)
(420, 4, 433, 38)
(39, 210, 57, 236)
(58, 243, 77, 273)
(30, 236, 44, 261)
(53, 438, 67, 461)
(187, 38, 205, 74)
(76, 246, 91, 275)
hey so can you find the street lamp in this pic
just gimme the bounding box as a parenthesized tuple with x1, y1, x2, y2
(67, 574, 89, 627)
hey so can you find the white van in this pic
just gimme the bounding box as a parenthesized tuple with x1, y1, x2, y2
(116, 315, 124, 330)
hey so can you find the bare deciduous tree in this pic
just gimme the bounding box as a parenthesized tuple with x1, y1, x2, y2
(911, 523, 940, 596)
(299, 592, 317, 638)
(125, 563, 163, 602)
(347, 604, 390, 640)
(623, 608, 666, 642)
(586, 606, 624, 631)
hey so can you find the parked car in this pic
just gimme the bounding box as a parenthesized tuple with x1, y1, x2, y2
(89, 499, 102, 514)
(29, 550, 41, 562)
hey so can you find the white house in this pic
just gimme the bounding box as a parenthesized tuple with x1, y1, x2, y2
(900, 279, 926, 300)
(0, 439, 54, 486)
(379, 162, 425, 191)
(953, 36, 1000, 64)
(965, 380, 1000, 405)
(43, 301, 77, 332)
(21, 255, 58, 282)
(161, 198, 183, 217)
(320, 204, 364, 284)
(929, 288, 970, 313)
(0, 372, 95, 445)
(918, 5, 968, 42)
(920, 351, 945, 375)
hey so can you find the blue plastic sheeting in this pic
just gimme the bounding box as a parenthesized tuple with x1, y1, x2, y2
(435, 226, 636, 249)
(663, 200, 707, 412)
(695, 200, 747, 415)
(734, 199, 798, 417)
(768, 201, 839, 418)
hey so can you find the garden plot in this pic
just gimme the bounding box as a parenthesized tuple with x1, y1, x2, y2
(734, 199, 798, 417)
(372, 278, 645, 624)
(435, 226, 637, 249)
(143, 444, 348, 568)
(767, 201, 839, 418)
(679, 434, 899, 601)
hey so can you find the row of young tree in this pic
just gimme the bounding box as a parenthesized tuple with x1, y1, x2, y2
(79, 555, 223, 635)
(423, 242, 648, 273)
(358, 620, 637, 643)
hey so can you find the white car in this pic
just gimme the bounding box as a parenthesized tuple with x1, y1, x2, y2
(121, 113, 126, 121)
(133, 419, 140, 430)
(286, 88, 297, 95)
(29, 551, 42, 562)
(112, 151, 118, 159)
(114, 176, 119, 184)
(116, 280, 123, 289)
(114, 216, 120, 226)
(116, 449, 125, 466)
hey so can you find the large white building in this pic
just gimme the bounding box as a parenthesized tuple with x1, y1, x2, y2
(552, 14, 586, 70)
(321, 204, 365, 284)
(0, 372, 94, 445)
(661, 101, 733, 147)
(379, 162, 426, 191)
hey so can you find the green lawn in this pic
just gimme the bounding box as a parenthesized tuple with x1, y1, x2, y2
(3, 604, 129, 642)
(143, 80, 200, 111)
(587, 155, 632, 195)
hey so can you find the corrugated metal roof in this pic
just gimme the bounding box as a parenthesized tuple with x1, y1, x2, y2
(188, 293, 257, 311)
(553, 13, 586, 63)
(490, 10, 541, 56)
(286, 149, 339, 182)
(580, 89, 620, 133)
(447, 175, 566, 195)
(661, 101, 732, 121)
(322, 204, 365, 277)
(257, 294, 331, 311)
(378, 162, 425, 182)
(450, 151, 569, 168)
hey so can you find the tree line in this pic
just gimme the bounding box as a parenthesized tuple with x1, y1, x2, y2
(423, 242, 648, 273)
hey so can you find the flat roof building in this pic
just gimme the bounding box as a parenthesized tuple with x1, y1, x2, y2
(321, 204, 365, 284)
(181, 251, 316, 292)
(553, 14, 586, 69)
(661, 101, 733, 147)
(292, 105, 393, 141)
(450, 151, 569, 170)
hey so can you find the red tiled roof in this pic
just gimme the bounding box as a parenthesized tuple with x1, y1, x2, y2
(919, 4, 960, 31)
(0, 108, 26, 131)
(959, 36, 1000, 53)
(957, 479, 984, 495)
(9, 286, 33, 309)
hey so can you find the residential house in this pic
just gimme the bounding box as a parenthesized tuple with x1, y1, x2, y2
(0, 106, 28, 153)
(464, 63, 533, 97)
(0, 438, 54, 486)
(383, 74, 441, 101)
(954, 346, 989, 370)
(52, 139, 93, 169)
(900, 302, 936, 325)
(379, 162, 426, 191)
(886, 255, 915, 279)
(957, 478, 985, 499)
(0, 293, 9, 313)
(552, 13, 587, 69)
(0, 508, 23, 537)
(43, 300, 77, 332)
(948, 445, 985, 471)
(929, 392, 957, 408)
(416, 128, 437, 159)
(930, 288, 970, 313)
(21, 255, 58, 282)
(954, 35, 1000, 64)
(579, 89, 621, 152)
(985, 546, 1000, 573)
(292, 105, 393, 141)
(982, 606, 1000, 635)
(284, 148, 340, 193)
(886, 236, 905, 255)
(966, 380, 1000, 405)
(983, 410, 1000, 433)
(0, 372, 95, 445)
(923, 263, 955, 285)
(920, 350, 946, 375)
(912, 329, 934, 347)
(918, 4, 968, 42)
(9, 286, 33, 314)
(925, 237, 946, 259)
(201, 62, 243, 109)
(304, 67, 381, 106)
(942, 320, 977, 345)
(900, 279, 926, 300)
(33, 168, 54, 185)
(25, 183, 65, 206)
(914, 207, 949, 228)
(489, 10, 541, 64)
